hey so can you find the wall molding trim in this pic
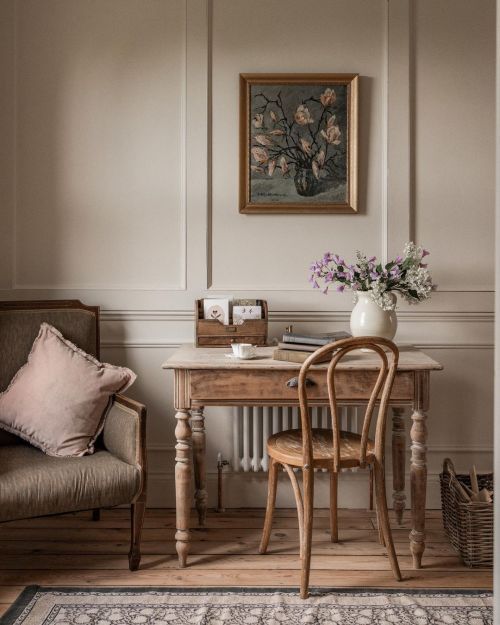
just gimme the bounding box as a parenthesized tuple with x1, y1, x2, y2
(100, 309, 494, 324)
(101, 340, 493, 350)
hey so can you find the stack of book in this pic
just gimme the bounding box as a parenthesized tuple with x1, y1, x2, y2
(273, 330, 351, 363)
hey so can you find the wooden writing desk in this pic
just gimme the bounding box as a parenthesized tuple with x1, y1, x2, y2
(163, 345, 443, 570)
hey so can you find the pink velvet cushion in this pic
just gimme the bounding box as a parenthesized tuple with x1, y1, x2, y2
(0, 323, 136, 457)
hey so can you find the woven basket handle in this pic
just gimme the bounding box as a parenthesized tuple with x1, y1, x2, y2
(443, 457, 473, 502)
(442, 457, 456, 477)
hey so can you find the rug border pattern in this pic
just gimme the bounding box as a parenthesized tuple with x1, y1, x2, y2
(1, 585, 493, 625)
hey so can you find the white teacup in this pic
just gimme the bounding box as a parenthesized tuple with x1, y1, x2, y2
(231, 343, 256, 359)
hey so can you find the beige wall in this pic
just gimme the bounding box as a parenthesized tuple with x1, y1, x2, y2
(0, 0, 495, 507)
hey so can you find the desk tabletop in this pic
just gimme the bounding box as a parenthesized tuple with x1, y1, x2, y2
(163, 344, 443, 372)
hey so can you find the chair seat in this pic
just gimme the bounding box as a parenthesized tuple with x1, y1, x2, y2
(0, 444, 141, 522)
(267, 428, 375, 469)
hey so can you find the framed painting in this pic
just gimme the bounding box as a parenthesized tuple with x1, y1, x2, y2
(239, 73, 358, 214)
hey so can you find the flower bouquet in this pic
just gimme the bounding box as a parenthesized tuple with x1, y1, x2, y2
(309, 243, 436, 339)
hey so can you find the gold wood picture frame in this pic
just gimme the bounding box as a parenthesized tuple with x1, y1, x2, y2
(239, 73, 358, 214)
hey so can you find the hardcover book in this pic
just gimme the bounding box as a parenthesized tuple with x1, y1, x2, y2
(272, 348, 332, 364)
(277, 341, 321, 352)
(282, 330, 351, 346)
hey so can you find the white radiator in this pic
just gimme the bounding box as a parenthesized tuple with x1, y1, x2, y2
(232, 405, 363, 472)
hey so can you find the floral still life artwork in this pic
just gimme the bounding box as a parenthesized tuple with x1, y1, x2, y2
(239, 73, 358, 214)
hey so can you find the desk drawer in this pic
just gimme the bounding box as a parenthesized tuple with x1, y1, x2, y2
(189, 369, 415, 404)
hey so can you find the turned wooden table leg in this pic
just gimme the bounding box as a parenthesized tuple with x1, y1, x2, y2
(175, 408, 192, 568)
(410, 408, 428, 568)
(392, 407, 406, 525)
(191, 406, 207, 526)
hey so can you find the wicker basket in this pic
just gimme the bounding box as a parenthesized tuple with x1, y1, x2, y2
(440, 458, 493, 568)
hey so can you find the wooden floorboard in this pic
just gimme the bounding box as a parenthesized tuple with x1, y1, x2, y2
(0, 508, 492, 613)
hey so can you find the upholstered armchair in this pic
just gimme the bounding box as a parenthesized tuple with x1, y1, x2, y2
(0, 300, 147, 570)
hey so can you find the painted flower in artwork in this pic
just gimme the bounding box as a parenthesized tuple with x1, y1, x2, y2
(294, 104, 314, 125)
(250, 84, 347, 197)
(321, 116, 342, 145)
(320, 88, 336, 107)
(300, 138, 313, 156)
(252, 113, 264, 128)
(254, 134, 273, 146)
(251, 146, 269, 164)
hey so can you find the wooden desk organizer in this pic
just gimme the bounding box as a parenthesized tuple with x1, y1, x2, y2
(195, 299, 268, 347)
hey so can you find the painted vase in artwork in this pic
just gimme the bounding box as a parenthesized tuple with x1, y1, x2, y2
(350, 291, 397, 341)
(294, 167, 320, 196)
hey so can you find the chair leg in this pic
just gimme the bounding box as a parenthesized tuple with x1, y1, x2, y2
(129, 501, 146, 571)
(374, 462, 402, 581)
(329, 471, 338, 542)
(369, 465, 374, 511)
(375, 499, 386, 546)
(92, 509, 100, 522)
(259, 457, 279, 555)
(300, 467, 314, 600)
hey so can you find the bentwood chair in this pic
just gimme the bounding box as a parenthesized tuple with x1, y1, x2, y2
(259, 336, 402, 598)
(0, 300, 147, 570)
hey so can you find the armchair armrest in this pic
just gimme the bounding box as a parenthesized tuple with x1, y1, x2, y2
(103, 394, 147, 470)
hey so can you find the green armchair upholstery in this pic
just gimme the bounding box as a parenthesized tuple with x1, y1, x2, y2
(0, 300, 147, 570)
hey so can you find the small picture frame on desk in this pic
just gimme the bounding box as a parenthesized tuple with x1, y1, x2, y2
(233, 305, 262, 325)
(203, 298, 230, 325)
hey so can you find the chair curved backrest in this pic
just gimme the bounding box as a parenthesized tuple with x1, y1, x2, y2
(0, 300, 99, 392)
(297, 336, 399, 471)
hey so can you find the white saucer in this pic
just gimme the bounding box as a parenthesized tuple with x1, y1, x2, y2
(224, 353, 259, 361)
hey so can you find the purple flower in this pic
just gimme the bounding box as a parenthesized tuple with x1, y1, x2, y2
(422, 249, 430, 257)
(419, 263, 428, 268)
(312, 280, 320, 289)
(368, 256, 377, 263)
(370, 271, 379, 280)
(395, 255, 403, 264)
(336, 284, 345, 292)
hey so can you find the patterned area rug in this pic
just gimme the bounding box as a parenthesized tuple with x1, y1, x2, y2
(1, 587, 493, 625)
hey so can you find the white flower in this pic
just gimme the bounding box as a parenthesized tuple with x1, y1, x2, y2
(370, 282, 397, 311)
